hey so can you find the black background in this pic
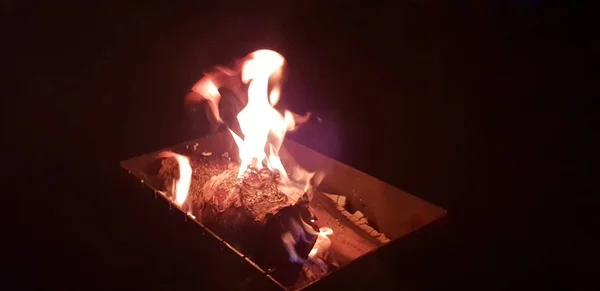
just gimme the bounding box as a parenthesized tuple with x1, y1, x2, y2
(6, 1, 594, 290)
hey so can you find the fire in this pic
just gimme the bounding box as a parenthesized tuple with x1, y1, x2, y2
(189, 49, 314, 187)
(231, 50, 295, 179)
(157, 151, 192, 206)
(309, 227, 334, 258)
(188, 50, 334, 263)
(190, 77, 222, 123)
(281, 216, 334, 263)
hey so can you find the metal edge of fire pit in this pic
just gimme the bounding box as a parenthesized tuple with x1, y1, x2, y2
(120, 132, 447, 290)
(279, 137, 447, 241)
(128, 176, 290, 290)
(120, 133, 293, 290)
(121, 169, 288, 290)
(299, 214, 448, 291)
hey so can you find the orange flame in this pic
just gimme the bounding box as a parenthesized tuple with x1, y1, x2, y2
(230, 49, 296, 179)
(187, 51, 335, 264)
(189, 50, 321, 197)
(157, 151, 192, 206)
(281, 215, 334, 263)
(190, 78, 222, 123)
(308, 227, 333, 258)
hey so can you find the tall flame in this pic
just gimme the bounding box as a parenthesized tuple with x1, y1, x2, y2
(188, 49, 319, 193)
(157, 151, 192, 206)
(230, 49, 296, 179)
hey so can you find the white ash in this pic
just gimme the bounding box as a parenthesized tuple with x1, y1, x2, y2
(340, 209, 351, 218)
(324, 193, 347, 208)
(336, 196, 347, 208)
(377, 234, 390, 244)
(278, 184, 303, 204)
(323, 192, 392, 244)
(351, 211, 364, 220)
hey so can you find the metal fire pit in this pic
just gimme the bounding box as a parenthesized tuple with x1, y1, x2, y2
(120, 131, 446, 290)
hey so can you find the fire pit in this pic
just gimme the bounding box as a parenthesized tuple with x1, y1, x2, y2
(120, 50, 446, 290)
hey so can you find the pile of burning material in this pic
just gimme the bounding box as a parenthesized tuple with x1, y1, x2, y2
(121, 50, 446, 290)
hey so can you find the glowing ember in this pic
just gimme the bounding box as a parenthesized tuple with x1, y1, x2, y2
(157, 151, 192, 206)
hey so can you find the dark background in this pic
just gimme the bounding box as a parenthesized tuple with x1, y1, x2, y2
(6, 1, 594, 290)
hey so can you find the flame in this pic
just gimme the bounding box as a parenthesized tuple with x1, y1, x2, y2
(187, 50, 336, 264)
(230, 49, 298, 179)
(190, 77, 222, 123)
(157, 151, 192, 206)
(281, 214, 334, 263)
(280, 217, 310, 263)
(189, 50, 313, 183)
(308, 227, 333, 258)
(188, 66, 240, 122)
